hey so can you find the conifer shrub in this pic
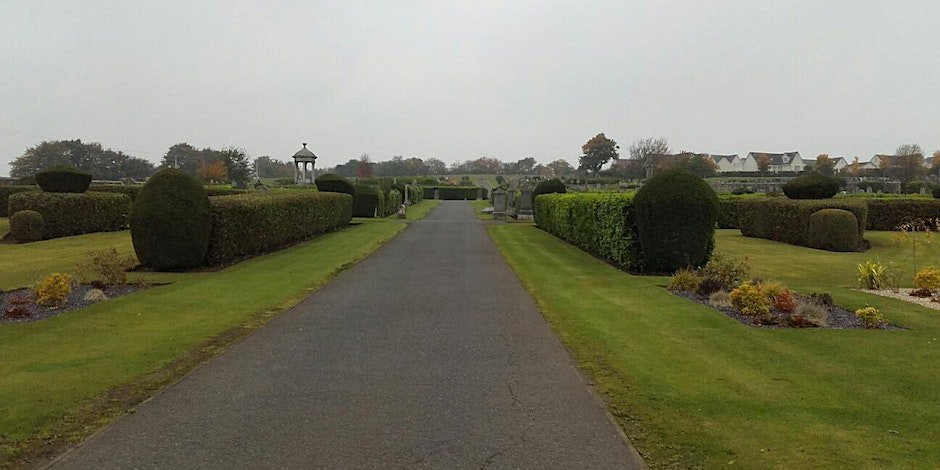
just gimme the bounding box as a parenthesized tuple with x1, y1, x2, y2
(805, 209, 860, 252)
(130, 168, 212, 271)
(634, 168, 718, 273)
(782, 172, 840, 199)
(9, 210, 45, 243)
(35, 165, 92, 193)
(315, 174, 357, 198)
(532, 178, 567, 209)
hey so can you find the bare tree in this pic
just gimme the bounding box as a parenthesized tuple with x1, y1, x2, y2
(627, 137, 671, 161)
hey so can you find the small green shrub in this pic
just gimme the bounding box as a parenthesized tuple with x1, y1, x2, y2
(315, 174, 357, 198)
(35, 165, 92, 193)
(857, 260, 886, 290)
(913, 266, 940, 290)
(782, 172, 840, 199)
(634, 169, 719, 273)
(903, 181, 929, 194)
(386, 189, 402, 216)
(76, 248, 136, 286)
(34, 272, 72, 307)
(668, 269, 702, 292)
(855, 307, 886, 328)
(130, 168, 212, 271)
(9, 210, 45, 243)
(8, 192, 131, 239)
(805, 209, 860, 252)
(730, 281, 772, 316)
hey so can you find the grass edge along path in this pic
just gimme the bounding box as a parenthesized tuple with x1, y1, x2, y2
(0, 217, 415, 468)
(488, 224, 939, 469)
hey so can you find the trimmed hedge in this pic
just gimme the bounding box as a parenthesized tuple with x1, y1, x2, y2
(204, 191, 352, 266)
(9, 191, 131, 239)
(89, 184, 141, 201)
(130, 169, 212, 271)
(782, 172, 840, 199)
(421, 186, 481, 200)
(353, 185, 385, 218)
(0, 185, 39, 216)
(634, 169, 718, 272)
(9, 210, 45, 243)
(35, 165, 92, 193)
(865, 198, 940, 230)
(738, 199, 867, 248)
(716, 194, 767, 229)
(534, 192, 644, 272)
(806, 209, 860, 252)
(205, 187, 249, 197)
(315, 174, 356, 197)
(87, 185, 246, 202)
(533, 178, 566, 209)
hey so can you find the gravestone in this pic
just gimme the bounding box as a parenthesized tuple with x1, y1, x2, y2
(492, 189, 508, 220)
(518, 187, 534, 220)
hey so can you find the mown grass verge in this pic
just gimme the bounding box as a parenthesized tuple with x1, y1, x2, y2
(489, 225, 939, 469)
(0, 204, 442, 466)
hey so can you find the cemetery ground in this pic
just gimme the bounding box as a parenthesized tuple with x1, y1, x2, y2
(0, 200, 438, 466)
(490, 225, 939, 468)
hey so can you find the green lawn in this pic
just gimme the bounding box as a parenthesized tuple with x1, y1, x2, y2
(489, 226, 940, 469)
(470, 199, 492, 219)
(0, 200, 439, 466)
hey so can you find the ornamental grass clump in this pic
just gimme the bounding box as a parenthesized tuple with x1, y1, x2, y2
(856, 260, 886, 290)
(667, 268, 702, 292)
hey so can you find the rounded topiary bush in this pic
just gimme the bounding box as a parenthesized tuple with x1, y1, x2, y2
(533, 178, 567, 202)
(130, 168, 212, 271)
(315, 174, 356, 198)
(805, 209, 859, 252)
(782, 172, 840, 199)
(35, 165, 92, 193)
(634, 168, 719, 273)
(9, 210, 45, 243)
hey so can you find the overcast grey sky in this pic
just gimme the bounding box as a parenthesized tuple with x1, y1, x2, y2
(1, 0, 938, 175)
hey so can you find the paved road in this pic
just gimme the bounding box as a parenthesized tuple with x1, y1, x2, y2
(53, 201, 644, 469)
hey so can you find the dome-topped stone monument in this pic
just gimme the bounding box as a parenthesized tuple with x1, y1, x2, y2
(293, 143, 318, 185)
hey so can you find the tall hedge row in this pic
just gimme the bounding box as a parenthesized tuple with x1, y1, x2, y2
(865, 199, 940, 230)
(204, 191, 352, 266)
(352, 185, 385, 218)
(534, 193, 644, 272)
(88, 184, 248, 202)
(737, 199, 867, 248)
(0, 186, 38, 216)
(9, 191, 131, 239)
(420, 186, 481, 200)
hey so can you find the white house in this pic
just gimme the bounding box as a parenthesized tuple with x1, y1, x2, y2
(710, 154, 742, 173)
(741, 151, 804, 172)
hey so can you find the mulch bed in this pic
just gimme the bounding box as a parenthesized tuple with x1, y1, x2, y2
(0, 284, 143, 324)
(671, 290, 899, 330)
